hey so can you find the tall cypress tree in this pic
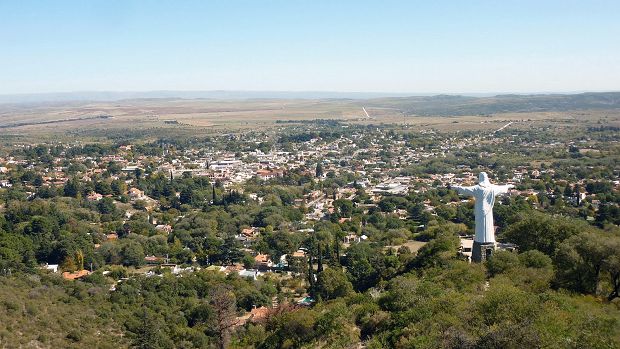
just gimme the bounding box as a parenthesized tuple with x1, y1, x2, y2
(315, 162, 324, 178)
(307, 253, 315, 297)
(317, 244, 323, 273)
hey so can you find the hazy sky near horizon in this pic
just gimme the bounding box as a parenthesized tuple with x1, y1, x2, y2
(1, 0, 619, 95)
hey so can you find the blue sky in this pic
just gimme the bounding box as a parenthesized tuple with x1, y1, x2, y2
(1, 0, 619, 94)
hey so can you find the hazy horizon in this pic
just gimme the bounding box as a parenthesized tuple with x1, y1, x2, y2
(2, 89, 620, 105)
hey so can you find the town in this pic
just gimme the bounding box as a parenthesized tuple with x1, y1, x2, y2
(2, 0, 620, 346)
(2, 117, 620, 348)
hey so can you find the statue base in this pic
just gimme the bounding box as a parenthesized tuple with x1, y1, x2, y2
(472, 241, 496, 263)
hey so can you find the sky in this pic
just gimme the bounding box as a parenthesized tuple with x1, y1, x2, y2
(1, 0, 619, 95)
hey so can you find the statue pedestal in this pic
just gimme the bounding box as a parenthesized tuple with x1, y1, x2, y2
(472, 241, 495, 263)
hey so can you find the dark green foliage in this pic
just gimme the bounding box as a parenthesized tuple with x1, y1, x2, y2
(503, 211, 584, 255)
(518, 249, 552, 269)
(315, 162, 324, 178)
(63, 178, 80, 197)
(120, 240, 145, 267)
(97, 197, 117, 215)
(410, 232, 460, 269)
(485, 250, 520, 276)
(127, 307, 173, 349)
(212, 235, 243, 265)
(554, 231, 620, 300)
(315, 267, 353, 301)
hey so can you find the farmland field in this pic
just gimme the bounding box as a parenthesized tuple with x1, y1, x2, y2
(2, 95, 619, 144)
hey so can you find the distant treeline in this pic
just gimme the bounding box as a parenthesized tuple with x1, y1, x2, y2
(277, 130, 344, 144)
(588, 125, 620, 132)
(275, 119, 344, 126)
(0, 114, 111, 129)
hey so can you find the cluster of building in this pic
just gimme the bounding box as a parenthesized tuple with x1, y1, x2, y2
(2, 129, 618, 278)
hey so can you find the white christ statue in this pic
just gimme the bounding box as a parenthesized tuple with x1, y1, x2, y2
(452, 172, 513, 262)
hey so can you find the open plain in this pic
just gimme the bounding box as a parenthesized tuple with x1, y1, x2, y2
(2, 94, 619, 145)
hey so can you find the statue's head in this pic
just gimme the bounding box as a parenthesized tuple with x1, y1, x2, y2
(478, 172, 492, 187)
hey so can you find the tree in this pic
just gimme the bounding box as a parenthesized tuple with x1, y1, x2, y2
(555, 231, 604, 295)
(287, 254, 306, 276)
(518, 250, 552, 269)
(409, 202, 432, 226)
(33, 175, 43, 187)
(60, 255, 77, 272)
(0, 230, 36, 271)
(333, 199, 354, 218)
(307, 251, 316, 297)
(107, 161, 122, 175)
(315, 267, 353, 301)
(212, 184, 218, 205)
(242, 254, 255, 269)
(262, 306, 317, 348)
(603, 238, 620, 300)
(111, 179, 127, 196)
(95, 181, 113, 195)
(209, 285, 238, 349)
(133, 200, 147, 211)
(188, 302, 213, 327)
(75, 249, 85, 270)
(121, 240, 145, 267)
(596, 203, 620, 226)
(343, 243, 381, 292)
(134, 168, 143, 181)
(131, 306, 172, 349)
(315, 162, 324, 178)
(97, 197, 117, 215)
(378, 199, 396, 213)
(555, 231, 620, 298)
(63, 178, 80, 198)
(473, 280, 541, 348)
(263, 230, 296, 262)
(180, 188, 194, 205)
(410, 232, 460, 269)
(214, 235, 243, 265)
(485, 250, 520, 277)
(503, 211, 582, 255)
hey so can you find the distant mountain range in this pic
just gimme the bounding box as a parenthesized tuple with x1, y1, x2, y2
(363, 92, 620, 116)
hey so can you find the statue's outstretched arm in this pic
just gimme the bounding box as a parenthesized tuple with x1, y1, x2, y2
(494, 184, 514, 195)
(453, 185, 476, 197)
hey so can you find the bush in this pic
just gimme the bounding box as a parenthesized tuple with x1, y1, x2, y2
(518, 250, 552, 269)
(485, 250, 520, 276)
(66, 329, 82, 342)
